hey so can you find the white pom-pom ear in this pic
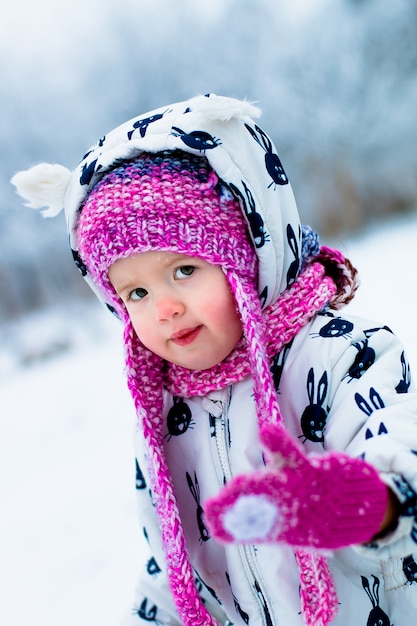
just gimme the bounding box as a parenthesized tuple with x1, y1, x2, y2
(11, 163, 72, 218)
(190, 94, 261, 122)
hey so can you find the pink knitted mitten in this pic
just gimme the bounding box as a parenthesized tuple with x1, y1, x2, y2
(205, 424, 388, 550)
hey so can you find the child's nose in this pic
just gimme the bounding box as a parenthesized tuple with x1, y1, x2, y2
(155, 294, 185, 321)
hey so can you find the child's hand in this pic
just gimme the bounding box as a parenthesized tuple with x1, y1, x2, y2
(204, 424, 388, 550)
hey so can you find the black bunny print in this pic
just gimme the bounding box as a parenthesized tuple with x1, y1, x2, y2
(80, 158, 102, 186)
(241, 181, 269, 248)
(271, 341, 293, 391)
(194, 576, 206, 605)
(355, 388, 385, 416)
(393, 474, 417, 542)
(343, 340, 376, 382)
(228, 181, 269, 249)
(135, 458, 147, 490)
(286, 223, 301, 287)
(71, 249, 87, 276)
(365, 422, 388, 439)
(310, 317, 354, 340)
(127, 110, 171, 140)
(364, 325, 393, 338)
(225, 571, 249, 624)
(146, 556, 162, 578)
(81, 148, 94, 161)
(361, 575, 392, 626)
(354, 388, 387, 439)
(396, 351, 411, 393)
(82, 137, 105, 161)
(105, 303, 120, 319)
(186, 471, 210, 543)
(171, 127, 221, 151)
(244, 123, 288, 187)
(403, 554, 417, 583)
(209, 412, 217, 438)
(135, 598, 161, 624)
(136, 459, 154, 501)
(259, 285, 269, 308)
(299, 368, 329, 444)
(165, 397, 194, 441)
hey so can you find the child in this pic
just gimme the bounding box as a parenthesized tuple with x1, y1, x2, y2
(12, 94, 417, 626)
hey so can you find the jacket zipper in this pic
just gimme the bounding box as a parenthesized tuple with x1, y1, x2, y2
(240, 546, 274, 626)
(211, 393, 276, 626)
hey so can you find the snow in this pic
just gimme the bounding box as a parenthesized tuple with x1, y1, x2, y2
(1, 213, 417, 625)
(339, 213, 417, 366)
(0, 312, 140, 626)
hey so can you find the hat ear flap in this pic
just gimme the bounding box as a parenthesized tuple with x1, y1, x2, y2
(225, 269, 280, 431)
(11, 163, 72, 217)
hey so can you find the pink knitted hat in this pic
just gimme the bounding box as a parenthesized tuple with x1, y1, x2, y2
(75, 150, 258, 321)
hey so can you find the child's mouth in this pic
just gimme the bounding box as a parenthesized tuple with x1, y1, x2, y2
(170, 326, 202, 346)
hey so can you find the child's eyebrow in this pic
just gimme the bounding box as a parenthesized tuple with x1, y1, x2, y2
(110, 275, 143, 295)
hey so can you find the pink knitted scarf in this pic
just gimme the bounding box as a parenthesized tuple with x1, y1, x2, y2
(124, 247, 358, 626)
(165, 247, 352, 398)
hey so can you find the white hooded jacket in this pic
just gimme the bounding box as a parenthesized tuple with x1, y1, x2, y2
(122, 308, 417, 625)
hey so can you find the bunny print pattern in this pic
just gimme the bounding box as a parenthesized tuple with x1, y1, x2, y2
(125, 309, 417, 625)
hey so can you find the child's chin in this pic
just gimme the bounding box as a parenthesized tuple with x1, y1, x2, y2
(172, 354, 222, 371)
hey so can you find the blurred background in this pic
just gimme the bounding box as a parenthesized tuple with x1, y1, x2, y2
(1, 1, 417, 624)
(2, 0, 417, 325)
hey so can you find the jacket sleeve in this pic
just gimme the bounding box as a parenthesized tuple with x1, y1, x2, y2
(283, 312, 417, 558)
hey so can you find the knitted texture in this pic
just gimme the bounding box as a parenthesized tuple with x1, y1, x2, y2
(295, 550, 339, 626)
(165, 258, 337, 396)
(76, 150, 257, 317)
(165, 248, 354, 398)
(204, 423, 388, 548)
(74, 150, 361, 626)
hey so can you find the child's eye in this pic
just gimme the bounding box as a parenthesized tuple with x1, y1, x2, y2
(174, 265, 195, 279)
(129, 287, 148, 301)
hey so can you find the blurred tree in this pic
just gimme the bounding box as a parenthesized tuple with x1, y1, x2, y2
(2, 0, 417, 321)
(276, 0, 417, 232)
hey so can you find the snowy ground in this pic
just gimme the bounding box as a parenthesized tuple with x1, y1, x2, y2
(1, 213, 417, 626)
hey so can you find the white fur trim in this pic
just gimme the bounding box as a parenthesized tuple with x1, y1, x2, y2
(189, 94, 261, 122)
(11, 163, 72, 218)
(222, 494, 278, 540)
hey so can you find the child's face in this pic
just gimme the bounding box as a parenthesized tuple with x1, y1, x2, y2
(109, 251, 243, 370)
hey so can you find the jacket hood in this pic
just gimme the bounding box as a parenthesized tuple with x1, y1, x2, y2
(63, 93, 301, 308)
